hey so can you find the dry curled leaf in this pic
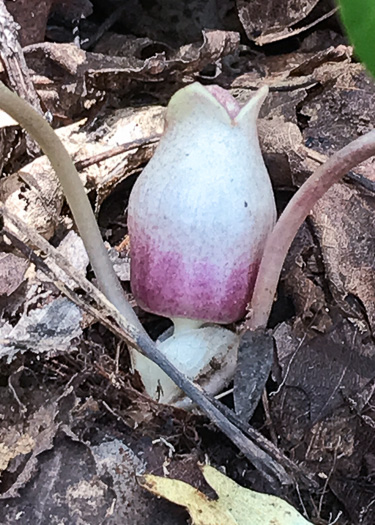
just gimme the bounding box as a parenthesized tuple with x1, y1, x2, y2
(25, 30, 239, 119)
(0, 106, 162, 241)
(236, 0, 320, 42)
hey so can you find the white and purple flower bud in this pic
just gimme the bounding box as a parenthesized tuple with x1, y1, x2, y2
(128, 83, 276, 404)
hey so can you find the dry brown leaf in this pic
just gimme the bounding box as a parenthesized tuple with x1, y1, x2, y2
(4, 0, 54, 46)
(311, 184, 375, 332)
(25, 30, 239, 119)
(236, 0, 320, 42)
(0, 253, 29, 296)
(95, 0, 236, 47)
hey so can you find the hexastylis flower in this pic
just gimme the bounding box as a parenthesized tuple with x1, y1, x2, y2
(128, 82, 276, 404)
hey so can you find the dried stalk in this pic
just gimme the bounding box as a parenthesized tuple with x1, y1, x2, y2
(1, 203, 300, 488)
(0, 81, 141, 329)
(0, 82, 308, 488)
(249, 129, 375, 329)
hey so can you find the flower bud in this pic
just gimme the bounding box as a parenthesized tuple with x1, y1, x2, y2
(129, 83, 276, 324)
(128, 83, 276, 403)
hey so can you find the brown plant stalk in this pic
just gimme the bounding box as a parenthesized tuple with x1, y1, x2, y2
(249, 129, 375, 329)
(1, 202, 300, 488)
(0, 81, 303, 487)
(0, 81, 141, 329)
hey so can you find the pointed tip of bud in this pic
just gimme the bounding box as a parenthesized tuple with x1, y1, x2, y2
(236, 85, 269, 125)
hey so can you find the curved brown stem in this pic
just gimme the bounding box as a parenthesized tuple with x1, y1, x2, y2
(0, 81, 142, 330)
(249, 129, 375, 330)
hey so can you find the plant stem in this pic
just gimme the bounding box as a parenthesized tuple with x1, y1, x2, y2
(0, 81, 142, 330)
(2, 202, 304, 488)
(249, 129, 375, 330)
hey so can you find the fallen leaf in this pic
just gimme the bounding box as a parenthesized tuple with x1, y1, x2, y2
(311, 183, 375, 332)
(233, 330, 273, 421)
(0, 253, 28, 296)
(236, 0, 320, 42)
(0, 105, 162, 241)
(25, 30, 239, 119)
(140, 465, 311, 524)
(92, 1, 235, 47)
(38, 230, 89, 289)
(0, 297, 82, 362)
(5, 0, 54, 46)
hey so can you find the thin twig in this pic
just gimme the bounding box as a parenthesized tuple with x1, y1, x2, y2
(1, 204, 303, 488)
(346, 169, 375, 192)
(74, 136, 160, 171)
(2, 227, 135, 347)
(305, 147, 375, 193)
(249, 129, 375, 330)
(317, 437, 340, 519)
(208, 393, 316, 489)
(262, 389, 278, 445)
(82, 4, 128, 51)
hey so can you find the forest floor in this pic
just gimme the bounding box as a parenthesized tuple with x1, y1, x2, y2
(0, 0, 375, 523)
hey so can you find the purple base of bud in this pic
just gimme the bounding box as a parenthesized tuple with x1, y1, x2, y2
(130, 236, 259, 324)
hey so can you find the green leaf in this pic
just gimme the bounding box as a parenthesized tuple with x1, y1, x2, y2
(338, 0, 375, 77)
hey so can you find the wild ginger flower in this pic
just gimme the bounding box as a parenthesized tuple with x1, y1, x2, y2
(128, 83, 276, 403)
(129, 83, 276, 325)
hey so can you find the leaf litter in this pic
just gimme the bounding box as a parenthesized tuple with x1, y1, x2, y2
(0, 1, 375, 523)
